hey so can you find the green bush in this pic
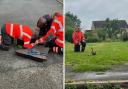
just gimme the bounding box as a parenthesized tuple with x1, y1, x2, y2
(65, 28, 74, 43)
(121, 32, 128, 41)
(87, 36, 101, 43)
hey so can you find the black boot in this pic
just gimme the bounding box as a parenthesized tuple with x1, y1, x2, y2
(0, 44, 9, 51)
(81, 41, 86, 52)
(58, 48, 63, 55)
(74, 44, 80, 52)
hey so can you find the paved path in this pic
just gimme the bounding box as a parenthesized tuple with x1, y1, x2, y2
(0, 47, 63, 89)
(0, 0, 63, 89)
(66, 65, 128, 82)
(66, 71, 128, 81)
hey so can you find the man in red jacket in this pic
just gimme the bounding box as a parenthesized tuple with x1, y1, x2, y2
(72, 26, 86, 52)
(0, 23, 34, 51)
(35, 12, 63, 54)
(34, 14, 53, 39)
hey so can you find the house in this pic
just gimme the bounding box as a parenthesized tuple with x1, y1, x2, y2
(91, 20, 128, 38)
(92, 20, 128, 30)
(85, 30, 92, 33)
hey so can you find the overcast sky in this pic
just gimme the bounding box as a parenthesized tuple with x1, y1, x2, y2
(65, 0, 128, 30)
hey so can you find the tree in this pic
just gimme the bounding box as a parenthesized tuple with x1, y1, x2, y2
(97, 29, 106, 41)
(105, 18, 112, 39)
(105, 18, 121, 39)
(65, 12, 81, 27)
(65, 12, 81, 42)
(111, 19, 121, 39)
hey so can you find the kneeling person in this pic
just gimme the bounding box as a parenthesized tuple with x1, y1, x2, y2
(72, 26, 86, 52)
(35, 12, 64, 55)
(0, 23, 34, 51)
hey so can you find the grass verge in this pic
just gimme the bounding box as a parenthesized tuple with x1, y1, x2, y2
(65, 42, 128, 72)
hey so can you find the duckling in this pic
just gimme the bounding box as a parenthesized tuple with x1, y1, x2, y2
(91, 48, 96, 55)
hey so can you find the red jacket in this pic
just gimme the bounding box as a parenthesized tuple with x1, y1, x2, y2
(6, 23, 34, 49)
(39, 14, 64, 48)
(72, 31, 85, 45)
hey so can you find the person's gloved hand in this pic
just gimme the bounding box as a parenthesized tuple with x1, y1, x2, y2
(35, 40, 39, 45)
(35, 38, 45, 45)
(82, 38, 85, 42)
(30, 43, 35, 47)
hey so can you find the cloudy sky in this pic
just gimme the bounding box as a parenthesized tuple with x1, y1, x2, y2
(65, 0, 128, 30)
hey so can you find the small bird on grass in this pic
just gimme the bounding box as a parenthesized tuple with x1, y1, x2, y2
(91, 48, 96, 55)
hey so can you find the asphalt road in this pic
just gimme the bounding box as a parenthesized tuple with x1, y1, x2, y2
(0, 0, 63, 89)
(0, 46, 63, 89)
(0, 0, 62, 29)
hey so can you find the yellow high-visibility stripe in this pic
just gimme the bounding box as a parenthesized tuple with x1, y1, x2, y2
(51, 26, 56, 33)
(23, 32, 31, 39)
(19, 25, 23, 38)
(56, 38, 64, 44)
(10, 24, 13, 36)
(54, 19, 63, 32)
(24, 41, 30, 44)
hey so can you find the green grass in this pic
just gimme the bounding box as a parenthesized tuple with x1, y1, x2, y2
(65, 42, 128, 72)
(65, 84, 120, 89)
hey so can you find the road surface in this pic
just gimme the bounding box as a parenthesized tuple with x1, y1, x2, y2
(0, 0, 63, 89)
(0, 46, 63, 89)
(0, 0, 62, 29)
